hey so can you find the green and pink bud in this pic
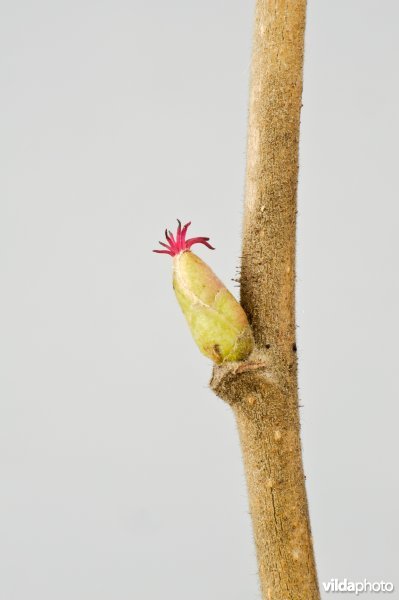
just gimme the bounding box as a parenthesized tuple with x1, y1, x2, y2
(154, 221, 254, 364)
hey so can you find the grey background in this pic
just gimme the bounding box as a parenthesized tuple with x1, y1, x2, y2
(1, 1, 398, 598)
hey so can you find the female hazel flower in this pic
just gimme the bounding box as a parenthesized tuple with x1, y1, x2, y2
(154, 220, 254, 364)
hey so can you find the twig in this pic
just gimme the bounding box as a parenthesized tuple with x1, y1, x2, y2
(211, 1, 320, 597)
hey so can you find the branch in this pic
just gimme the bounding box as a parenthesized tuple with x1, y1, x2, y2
(211, 1, 320, 598)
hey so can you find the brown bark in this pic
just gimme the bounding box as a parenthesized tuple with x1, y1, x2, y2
(210, 1, 320, 598)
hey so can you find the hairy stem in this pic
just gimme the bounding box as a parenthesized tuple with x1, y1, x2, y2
(211, 1, 319, 598)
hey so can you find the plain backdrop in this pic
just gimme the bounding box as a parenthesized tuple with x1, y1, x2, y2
(1, 1, 398, 598)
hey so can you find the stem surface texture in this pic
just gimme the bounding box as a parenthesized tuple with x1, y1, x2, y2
(211, 1, 320, 598)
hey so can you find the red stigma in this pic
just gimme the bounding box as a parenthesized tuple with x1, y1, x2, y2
(153, 220, 215, 256)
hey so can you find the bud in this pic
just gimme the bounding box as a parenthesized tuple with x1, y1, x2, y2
(154, 221, 254, 364)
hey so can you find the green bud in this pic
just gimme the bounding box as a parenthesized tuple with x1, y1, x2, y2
(154, 221, 254, 364)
